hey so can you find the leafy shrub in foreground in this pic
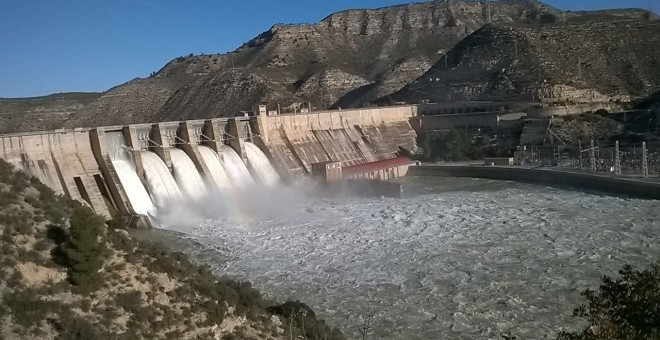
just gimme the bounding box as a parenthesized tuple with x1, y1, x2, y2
(558, 262, 660, 340)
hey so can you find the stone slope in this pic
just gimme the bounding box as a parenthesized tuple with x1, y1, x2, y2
(392, 18, 660, 104)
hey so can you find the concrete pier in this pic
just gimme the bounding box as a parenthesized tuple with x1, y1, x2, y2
(178, 120, 212, 178)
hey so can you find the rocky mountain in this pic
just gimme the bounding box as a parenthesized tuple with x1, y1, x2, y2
(391, 16, 660, 104)
(0, 0, 657, 133)
(57, 0, 573, 128)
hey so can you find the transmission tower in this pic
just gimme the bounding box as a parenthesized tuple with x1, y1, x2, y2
(590, 140, 596, 172)
(487, 2, 492, 23)
(614, 140, 621, 175)
(642, 142, 649, 177)
(579, 140, 583, 170)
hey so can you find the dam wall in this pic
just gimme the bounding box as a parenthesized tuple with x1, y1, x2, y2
(252, 105, 417, 177)
(1, 129, 115, 218)
(0, 106, 418, 221)
(409, 165, 660, 199)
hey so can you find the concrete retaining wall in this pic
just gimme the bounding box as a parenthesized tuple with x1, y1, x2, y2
(252, 106, 417, 177)
(409, 165, 660, 199)
(1, 129, 114, 218)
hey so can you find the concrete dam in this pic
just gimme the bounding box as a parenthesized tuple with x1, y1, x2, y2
(0, 105, 417, 224)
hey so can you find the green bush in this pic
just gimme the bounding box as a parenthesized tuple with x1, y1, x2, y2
(268, 300, 344, 340)
(52, 313, 103, 340)
(558, 262, 660, 340)
(417, 129, 483, 162)
(60, 203, 107, 292)
(2, 289, 58, 328)
(114, 291, 143, 314)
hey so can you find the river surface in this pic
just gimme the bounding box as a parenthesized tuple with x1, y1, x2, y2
(144, 177, 660, 339)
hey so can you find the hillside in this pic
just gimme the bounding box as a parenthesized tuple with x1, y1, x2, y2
(58, 0, 571, 128)
(391, 18, 660, 104)
(0, 93, 101, 134)
(0, 159, 344, 339)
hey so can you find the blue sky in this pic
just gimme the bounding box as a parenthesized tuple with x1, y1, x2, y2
(0, 0, 656, 98)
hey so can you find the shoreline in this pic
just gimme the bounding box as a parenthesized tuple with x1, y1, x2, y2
(408, 165, 660, 200)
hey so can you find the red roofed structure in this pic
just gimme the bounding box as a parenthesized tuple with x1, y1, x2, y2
(341, 156, 414, 180)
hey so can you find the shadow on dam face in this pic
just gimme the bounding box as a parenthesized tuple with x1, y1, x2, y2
(0, 105, 418, 225)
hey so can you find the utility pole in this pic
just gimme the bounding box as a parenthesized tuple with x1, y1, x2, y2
(614, 140, 621, 175)
(487, 2, 492, 23)
(579, 140, 583, 170)
(229, 54, 235, 81)
(642, 142, 649, 177)
(514, 39, 518, 60)
(577, 56, 582, 79)
(445, 53, 448, 68)
(590, 139, 596, 172)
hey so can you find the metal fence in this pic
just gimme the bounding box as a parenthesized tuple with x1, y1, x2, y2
(515, 140, 658, 177)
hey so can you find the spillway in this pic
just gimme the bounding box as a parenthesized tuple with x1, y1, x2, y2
(220, 145, 254, 188)
(170, 148, 207, 200)
(244, 142, 279, 186)
(198, 146, 232, 190)
(111, 159, 156, 216)
(141, 151, 182, 208)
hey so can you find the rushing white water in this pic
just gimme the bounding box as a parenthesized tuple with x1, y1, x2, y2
(198, 146, 232, 190)
(141, 151, 182, 208)
(220, 145, 254, 188)
(155, 177, 660, 340)
(111, 159, 156, 216)
(170, 148, 207, 200)
(244, 142, 279, 186)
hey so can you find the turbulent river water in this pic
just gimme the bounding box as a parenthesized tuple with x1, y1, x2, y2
(146, 177, 660, 339)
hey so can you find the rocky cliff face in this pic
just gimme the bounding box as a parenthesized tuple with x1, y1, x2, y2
(392, 18, 660, 104)
(1, 1, 657, 133)
(63, 0, 573, 128)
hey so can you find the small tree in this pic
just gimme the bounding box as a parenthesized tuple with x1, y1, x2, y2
(558, 262, 660, 340)
(61, 203, 107, 292)
(355, 307, 376, 340)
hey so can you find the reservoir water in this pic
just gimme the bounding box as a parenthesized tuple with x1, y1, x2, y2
(147, 177, 660, 339)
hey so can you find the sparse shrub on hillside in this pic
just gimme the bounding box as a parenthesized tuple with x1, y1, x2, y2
(417, 129, 483, 162)
(268, 300, 345, 340)
(60, 202, 107, 292)
(51, 312, 103, 340)
(557, 262, 660, 340)
(2, 289, 57, 329)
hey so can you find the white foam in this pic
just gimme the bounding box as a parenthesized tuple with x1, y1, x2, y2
(170, 148, 207, 200)
(158, 177, 660, 339)
(245, 142, 279, 186)
(141, 151, 182, 208)
(220, 145, 255, 188)
(111, 158, 156, 216)
(198, 146, 232, 190)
